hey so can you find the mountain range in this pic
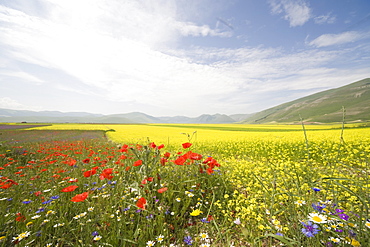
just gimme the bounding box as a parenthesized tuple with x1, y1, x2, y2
(1, 78, 369, 124)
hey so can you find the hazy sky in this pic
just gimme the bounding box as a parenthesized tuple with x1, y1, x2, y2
(0, 0, 369, 117)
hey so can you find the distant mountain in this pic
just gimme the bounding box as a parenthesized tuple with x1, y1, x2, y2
(2, 78, 369, 124)
(241, 78, 370, 124)
(0, 109, 103, 118)
(157, 114, 235, 124)
(0, 109, 242, 124)
(229, 113, 255, 122)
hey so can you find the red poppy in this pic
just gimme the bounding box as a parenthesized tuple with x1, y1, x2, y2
(174, 156, 186, 165)
(136, 197, 147, 210)
(61, 185, 78, 192)
(207, 215, 214, 221)
(0, 183, 12, 189)
(16, 213, 26, 222)
(160, 158, 168, 166)
(70, 192, 89, 202)
(133, 160, 143, 166)
(82, 158, 90, 164)
(83, 169, 97, 178)
(149, 142, 156, 148)
(34, 191, 42, 196)
(99, 168, 113, 180)
(190, 152, 202, 160)
(206, 167, 214, 175)
(182, 142, 192, 149)
(157, 144, 165, 150)
(119, 144, 129, 152)
(157, 187, 168, 193)
(64, 158, 77, 166)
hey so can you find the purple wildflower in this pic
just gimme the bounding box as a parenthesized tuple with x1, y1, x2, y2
(335, 209, 344, 214)
(301, 221, 320, 237)
(338, 213, 349, 221)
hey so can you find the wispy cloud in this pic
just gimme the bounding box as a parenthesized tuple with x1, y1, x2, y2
(314, 13, 336, 24)
(309, 31, 365, 47)
(269, 0, 311, 27)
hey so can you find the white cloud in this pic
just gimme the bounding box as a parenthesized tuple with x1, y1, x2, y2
(174, 21, 231, 37)
(0, 1, 369, 116)
(309, 31, 364, 47)
(0, 97, 40, 111)
(0, 70, 44, 85)
(269, 0, 311, 27)
(314, 13, 336, 24)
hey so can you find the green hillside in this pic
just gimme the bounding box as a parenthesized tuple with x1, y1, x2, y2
(242, 78, 370, 124)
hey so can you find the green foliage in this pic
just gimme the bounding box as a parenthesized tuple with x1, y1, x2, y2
(243, 78, 370, 123)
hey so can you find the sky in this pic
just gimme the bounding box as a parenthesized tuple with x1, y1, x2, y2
(0, 0, 369, 117)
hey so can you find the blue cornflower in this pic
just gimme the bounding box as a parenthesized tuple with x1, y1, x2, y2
(276, 233, 283, 236)
(183, 236, 193, 245)
(42, 199, 53, 204)
(301, 221, 320, 237)
(51, 195, 60, 200)
(36, 207, 45, 213)
(312, 202, 326, 212)
(22, 199, 32, 204)
(312, 187, 321, 192)
(200, 218, 210, 223)
(92, 231, 99, 236)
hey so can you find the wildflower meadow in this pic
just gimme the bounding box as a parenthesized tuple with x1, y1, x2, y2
(0, 123, 369, 246)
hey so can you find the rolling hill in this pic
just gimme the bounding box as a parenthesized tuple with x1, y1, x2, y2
(241, 78, 370, 124)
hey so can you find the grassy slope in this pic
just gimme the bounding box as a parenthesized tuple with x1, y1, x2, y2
(242, 78, 370, 123)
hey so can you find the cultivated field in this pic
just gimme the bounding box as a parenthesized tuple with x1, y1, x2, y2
(0, 123, 369, 246)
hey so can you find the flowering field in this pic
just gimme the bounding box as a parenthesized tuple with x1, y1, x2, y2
(0, 124, 369, 246)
